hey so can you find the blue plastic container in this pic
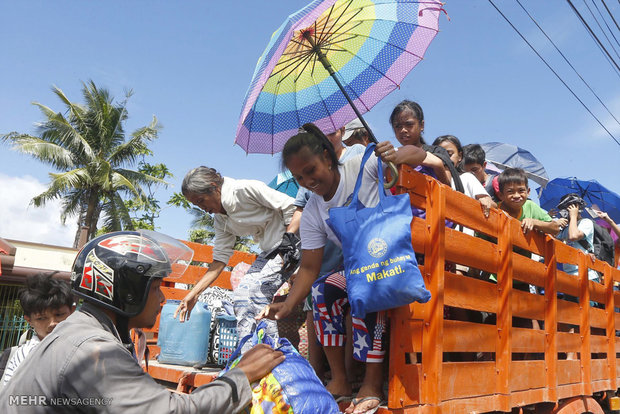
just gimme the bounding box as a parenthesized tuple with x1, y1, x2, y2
(158, 299, 212, 366)
(216, 314, 238, 366)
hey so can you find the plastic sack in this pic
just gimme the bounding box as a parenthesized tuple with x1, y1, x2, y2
(230, 261, 252, 290)
(222, 321, 339, 414)
(327, 144, 431, 318)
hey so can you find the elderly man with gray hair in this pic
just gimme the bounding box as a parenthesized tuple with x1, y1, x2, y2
(175, 166, 300, 352)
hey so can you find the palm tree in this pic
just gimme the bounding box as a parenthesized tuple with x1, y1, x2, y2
(2, 81, 164, 247)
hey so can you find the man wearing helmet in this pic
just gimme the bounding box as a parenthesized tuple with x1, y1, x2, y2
(0, 230, 284, 413)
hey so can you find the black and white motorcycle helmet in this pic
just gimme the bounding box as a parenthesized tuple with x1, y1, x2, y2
(71, 230, 193, 317)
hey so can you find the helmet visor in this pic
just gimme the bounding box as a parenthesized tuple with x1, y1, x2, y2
(139, 230, 194, 279)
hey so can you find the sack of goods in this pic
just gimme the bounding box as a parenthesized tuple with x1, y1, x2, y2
(221, 321, 339, 414)
(327, 144, 431, 318)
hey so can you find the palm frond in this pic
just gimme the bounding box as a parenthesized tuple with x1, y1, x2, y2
(114, 168, 167, 187)
(108, 122, 160, 167)
(109, 171, 151, 202)
(32, 102, 95, 161)
(100, 192, 133, 232)
(51, 85, 89, 134)
(190, 208, 215, 229)
(60, 190, 87, 224)
(2, 133, 75, 169)
(31, 169, 92, 207)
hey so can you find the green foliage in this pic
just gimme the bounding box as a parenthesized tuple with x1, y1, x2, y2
(2, 80, 166, 246)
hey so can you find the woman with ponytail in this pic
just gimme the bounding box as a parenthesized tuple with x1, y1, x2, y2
(260, 123, 427, 414)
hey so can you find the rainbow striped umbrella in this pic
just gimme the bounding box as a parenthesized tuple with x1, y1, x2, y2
(235, 0, 444, 154)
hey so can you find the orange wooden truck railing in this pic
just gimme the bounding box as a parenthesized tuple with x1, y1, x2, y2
(137, 242, 256, 389)
(139, 165, 618, 412)
(384, 165, 619, 413)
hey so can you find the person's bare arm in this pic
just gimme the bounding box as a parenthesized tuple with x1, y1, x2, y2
(422, 152, 451, 185)
(257, 248, 323, 321)
(521, 218, 560, 236)
(565, 205, 585, 241)
(286, 208, 302, 234)
(174, 260, 226, 322)
(596, 210, 620, 238)
(236, 344, 285, 382)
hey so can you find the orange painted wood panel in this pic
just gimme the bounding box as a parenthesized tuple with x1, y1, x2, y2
(443, 228, 498, 274)
(509, 360, 545, 392)
(443, 272, 497, 312)
(439, 362, 496, 400)
(444, 187, 499, 238)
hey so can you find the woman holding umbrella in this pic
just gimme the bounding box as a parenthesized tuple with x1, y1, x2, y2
(174, 166, 299, 351)
(259, 124, 429, 414)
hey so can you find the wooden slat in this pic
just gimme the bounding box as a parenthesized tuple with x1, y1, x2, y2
(168, 265, 207, 285)
(444, 228, 498, 274)
(506, 216, 547, 258)
(443, 272, 497, 313)
(181, 240, 214, 262)
(604, 265, 617, 390)
(420, 180, 445, 409)
(442, 320, 545, 353)
(544, 236, 558, 401)
(444, 187, 499, 239)
(578, 253, 593, 395)
(440, 362, 496, 400)
(496, 213, 512, 410)
(161, 286, 194, 301)
(591, 359, 608, 381)
(510, 360, 545, 392)
(556, 359, 581, 386)
(512, 252, 547, 288)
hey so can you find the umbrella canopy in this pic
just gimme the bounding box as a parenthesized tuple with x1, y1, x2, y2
(235, 0, 443, 154)
(267, 170, 300, 198)
(537, 177, 620, 224)
(481, 142, 549, 187)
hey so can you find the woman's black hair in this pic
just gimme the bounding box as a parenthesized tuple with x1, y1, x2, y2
(281, 123, 340, 170)
(432, 135, 464, 172)
(389, 100, 426, 145)
(19, 272, 75, 316)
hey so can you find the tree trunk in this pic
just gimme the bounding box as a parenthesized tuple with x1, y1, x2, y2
(82, 188, 100, 245)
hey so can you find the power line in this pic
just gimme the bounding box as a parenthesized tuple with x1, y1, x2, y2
(582, 0, 620, 58)
(600, 0, 620, 34)
(487, 0, 620, 147)
(515, 0, 620, 128)
(590, 0, 620, 49)
(566, 0, 620, 74)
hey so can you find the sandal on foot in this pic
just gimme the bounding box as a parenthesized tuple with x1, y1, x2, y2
(330, 393, 353, 403)
(350, 396, 384, 414)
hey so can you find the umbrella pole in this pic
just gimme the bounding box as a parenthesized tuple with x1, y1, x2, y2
(303, 32, 398, 188)
(303, 32, 378, 144)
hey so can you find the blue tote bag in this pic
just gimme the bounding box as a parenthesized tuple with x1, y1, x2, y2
(327, 144, 431, 318)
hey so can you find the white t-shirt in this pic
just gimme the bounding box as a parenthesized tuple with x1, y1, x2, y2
(460, 172, 489, 199)
(451, 172, 489, 199)
(451, 172, 490, 237)
(300, 152, 384, 250)
(557, 218, 599, 281)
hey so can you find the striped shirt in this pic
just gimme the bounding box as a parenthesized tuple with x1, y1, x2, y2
(1, 335, 40, 386)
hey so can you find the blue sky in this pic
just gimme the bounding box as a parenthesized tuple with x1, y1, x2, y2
(1, 1, 619, 247)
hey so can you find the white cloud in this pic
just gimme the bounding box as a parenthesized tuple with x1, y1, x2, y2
(0, 173, 77, 247)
